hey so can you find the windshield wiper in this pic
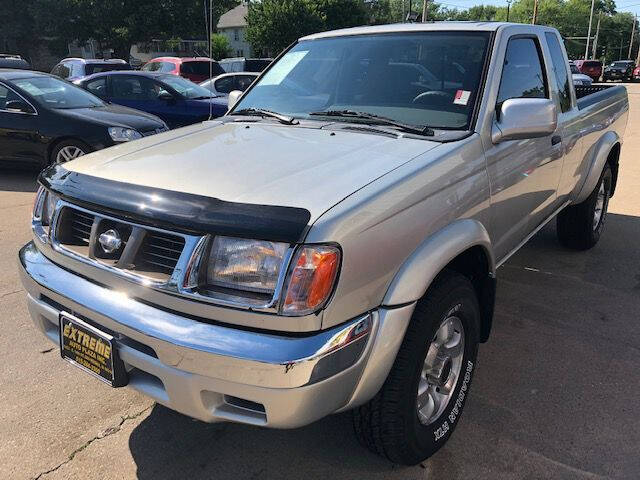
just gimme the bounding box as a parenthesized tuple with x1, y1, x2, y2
(309, 110, 434, 136)
(233, 108, 298, 125)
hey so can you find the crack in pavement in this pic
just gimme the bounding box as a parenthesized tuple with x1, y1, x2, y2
(0, 289, 23, 299)
(32, 405, 153, 480)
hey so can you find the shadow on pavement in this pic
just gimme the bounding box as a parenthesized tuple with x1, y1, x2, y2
(128, 405, 413, 480)
(0, 166, 40, 193)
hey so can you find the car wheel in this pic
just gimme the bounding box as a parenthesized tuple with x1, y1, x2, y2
(353, 270, 480, 465)
(557, 163, 612, 250)
(50, 140, 90, 165)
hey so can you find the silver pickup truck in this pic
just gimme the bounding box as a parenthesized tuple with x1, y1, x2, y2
(20, 23, 627, 465)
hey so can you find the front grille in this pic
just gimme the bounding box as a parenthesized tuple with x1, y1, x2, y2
(135, 231, 185, 276)
(53, 205, 187, 283)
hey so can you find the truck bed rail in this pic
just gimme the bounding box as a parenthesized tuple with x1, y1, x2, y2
(576, 84, 626, 110)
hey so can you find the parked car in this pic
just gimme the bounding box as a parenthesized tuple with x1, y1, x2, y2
(574, 59, 602, 81)
(50, 58, 132, 82)
(569, 61, 593, 86)
(0, 69, 167, 166)
(21, 23, 627, 466)
(199, 72, 258, 96)
(0, 54, 31, 70)
(218, 57, 273, 73)
(141, 57, 224, 83)
(76, 71, 228, 128)
(602, 60, 635, 82)
(633, 65, 640, 81)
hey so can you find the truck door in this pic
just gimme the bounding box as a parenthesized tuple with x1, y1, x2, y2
(543, 31, 584, 204)
(483, 34, 564, 261)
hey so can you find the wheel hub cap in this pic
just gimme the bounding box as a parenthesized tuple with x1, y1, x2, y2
(417, 316, 465, 426)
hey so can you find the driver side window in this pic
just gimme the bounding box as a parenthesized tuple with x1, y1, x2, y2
(497, 37, 548, 106)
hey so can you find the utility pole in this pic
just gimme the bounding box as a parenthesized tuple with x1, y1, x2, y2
(422, 0, 428, 21)
(585, 0, 596, 59)
(592, 13, 601, 59)
(619, 35, 624, 61)
(629, 15, 636, 60)
(507, 0, 511, 22)
(532, 0, 538, 24)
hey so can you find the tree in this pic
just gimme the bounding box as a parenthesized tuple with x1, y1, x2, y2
(210, 34, 232, 60)
(246, 0, 369, 57)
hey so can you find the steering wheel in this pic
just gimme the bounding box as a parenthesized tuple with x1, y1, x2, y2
(412, 90, 453, 106)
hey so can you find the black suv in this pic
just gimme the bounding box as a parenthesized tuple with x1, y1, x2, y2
(602, 60, 635, 82)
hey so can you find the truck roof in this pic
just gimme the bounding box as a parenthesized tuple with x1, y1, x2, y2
(301, 21, 541, 41)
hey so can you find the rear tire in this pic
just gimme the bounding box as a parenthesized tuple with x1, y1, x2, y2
(557, 163, 612, 250)
(353, 270, 480, 465)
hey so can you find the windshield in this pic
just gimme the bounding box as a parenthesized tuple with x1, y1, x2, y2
(570, 64, 580, 74)
(232, 32, 490, 130)
(159, 75, 213, 99)
(611, 62, 631, 67)
(14, 76, 104, 109)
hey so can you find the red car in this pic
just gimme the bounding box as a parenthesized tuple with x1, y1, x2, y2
(633, 66, 640, 82)
(141, 57, 225, 83)
(573, 59, 603, 82)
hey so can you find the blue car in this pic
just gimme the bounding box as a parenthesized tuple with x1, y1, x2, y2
(75, 71, 228, 129)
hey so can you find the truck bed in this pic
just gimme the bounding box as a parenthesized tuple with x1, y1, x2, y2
(575, 84, 627, 109)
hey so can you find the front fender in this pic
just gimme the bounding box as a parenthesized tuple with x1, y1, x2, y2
(382, 219, 495, 307)
(574, 131, 620, 204)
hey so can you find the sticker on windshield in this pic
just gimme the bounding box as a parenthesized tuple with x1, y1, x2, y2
(260, 51, 309, 86)
(454, 90, 471, 106)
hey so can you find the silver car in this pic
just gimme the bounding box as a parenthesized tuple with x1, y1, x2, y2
(200, 72, 258, 96)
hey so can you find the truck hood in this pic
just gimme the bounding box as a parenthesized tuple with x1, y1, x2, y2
(64, 120, 440, 223)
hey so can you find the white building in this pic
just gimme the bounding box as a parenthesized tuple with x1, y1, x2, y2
(217, 3, 252, 58)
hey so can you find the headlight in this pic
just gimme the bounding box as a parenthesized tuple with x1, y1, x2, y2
(203, 236, 289, 296)
(193, 237, 341, 315)
(33, 186, 59, 226)
(108, 127, 142, 142)
(33, 186, 59, 228)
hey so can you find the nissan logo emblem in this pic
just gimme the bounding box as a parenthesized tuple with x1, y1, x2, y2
(98, 229, 122, 254)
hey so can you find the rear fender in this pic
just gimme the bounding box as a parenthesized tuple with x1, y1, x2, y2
(574, 131, 620, 204)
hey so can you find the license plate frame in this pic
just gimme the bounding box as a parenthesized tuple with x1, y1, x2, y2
(59, 312, 128, 387)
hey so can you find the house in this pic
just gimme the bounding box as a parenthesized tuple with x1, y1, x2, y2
(217, 2, 252, 57)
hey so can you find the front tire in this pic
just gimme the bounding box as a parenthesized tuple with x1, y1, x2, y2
(50, 139, 90, 165)
(557, 163, 612, 250)
(353, 270, 480, 465)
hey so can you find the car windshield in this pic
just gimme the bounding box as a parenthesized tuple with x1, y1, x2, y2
(570, 64, 580, 74)
(232, 32, 490, 130)
(85, 63, 131, 75)
(160, 75, 213, 99)
(611, 62, 630, 67)
(13, 76, 104, 109)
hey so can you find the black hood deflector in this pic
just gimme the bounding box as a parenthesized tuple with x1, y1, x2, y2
(40, 164, 311, 243)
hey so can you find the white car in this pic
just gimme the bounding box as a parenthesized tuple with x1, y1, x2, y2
(570, 62, 593, 86)
(200, 72, 258, 96)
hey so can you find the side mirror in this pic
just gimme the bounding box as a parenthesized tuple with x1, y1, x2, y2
(228, 90, 242, 110)
(158, 90, 174, 101)
(5, 99, 34, 114)
(492, 98, 557, 144)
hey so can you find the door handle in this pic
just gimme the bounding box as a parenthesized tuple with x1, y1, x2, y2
(551, 135, 562, 146)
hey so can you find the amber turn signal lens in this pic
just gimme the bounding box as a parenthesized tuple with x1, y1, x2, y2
(282, 245, 340, 315)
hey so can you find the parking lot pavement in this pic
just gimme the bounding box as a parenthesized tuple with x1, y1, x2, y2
(1, 84, 639, 480)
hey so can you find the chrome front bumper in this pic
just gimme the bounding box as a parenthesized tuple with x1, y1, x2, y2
(19, 242, 415, 428)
